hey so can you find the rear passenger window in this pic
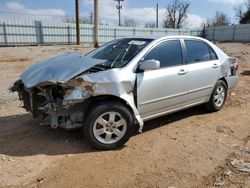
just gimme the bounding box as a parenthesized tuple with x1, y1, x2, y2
(209, 48, 218, 60)
(144, 40, 183, 68)
(185, 40, 210, 63)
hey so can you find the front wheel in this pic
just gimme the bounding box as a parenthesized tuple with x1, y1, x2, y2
(83, 101, 134, 150)
(206, 80, 227, 112)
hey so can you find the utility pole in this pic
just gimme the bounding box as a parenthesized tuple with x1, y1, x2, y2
(90, 12, 93, 24)
(156, 3, 159, 28)
(94, 0, 99, 47)
(75, 0, 80, 45)
(114, 0, 124, 26)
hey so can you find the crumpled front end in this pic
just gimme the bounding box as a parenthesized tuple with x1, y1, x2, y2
(10, 79, 87, 129)
(10, 53, 144, 131)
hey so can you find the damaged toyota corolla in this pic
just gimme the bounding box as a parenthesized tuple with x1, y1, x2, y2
(10, 36, 239, 150)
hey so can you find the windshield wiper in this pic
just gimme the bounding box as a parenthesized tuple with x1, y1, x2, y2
(120, 44, 133, 63)
(110, 43, 133, 68)
(110, 53, 123, 68)
(105, 41, 126, 58)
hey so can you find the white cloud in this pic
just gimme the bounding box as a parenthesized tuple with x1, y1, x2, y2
(0, 2, 66, 21)
(6, 2, 26, 10)
(207, 0, 245, 6)
(0, 1, 205, 28)
(83, 0, 204, 28)
(123, 7, 165, 24)
(184, 14, 206, 28)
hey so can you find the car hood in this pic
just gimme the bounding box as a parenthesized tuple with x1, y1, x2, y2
(20, 52, 105, 88)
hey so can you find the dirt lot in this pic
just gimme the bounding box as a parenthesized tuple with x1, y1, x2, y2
(0, 43, 250, 188)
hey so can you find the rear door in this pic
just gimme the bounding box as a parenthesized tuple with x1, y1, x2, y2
(183, 39, 221, 101)
(136, 40, 189, 120)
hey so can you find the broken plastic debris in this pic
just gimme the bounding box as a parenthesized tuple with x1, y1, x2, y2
(64, 86, 86, 101)
(224, 170, 231, 176)
(214, 177, 225, 186)
(230, 159, 250, 173)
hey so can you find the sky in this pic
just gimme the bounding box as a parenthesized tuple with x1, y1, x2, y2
(0, 0, 247, 28)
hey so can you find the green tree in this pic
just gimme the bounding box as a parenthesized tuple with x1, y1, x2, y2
(240, 9, 250, 24)
(234, 0, 250, 24)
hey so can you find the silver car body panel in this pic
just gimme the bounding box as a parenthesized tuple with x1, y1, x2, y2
(78, 69, 144, 132)
(20, 52, 105, 88)
(137, 65, 189, 119)
(126, 36, 238, 121)
(11, 35, 239, 132)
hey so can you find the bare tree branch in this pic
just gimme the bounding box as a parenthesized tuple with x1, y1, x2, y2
(205, 11, 230, 27)
(236, 0, 250, 24)
(234, 5, 244, 21)
(144, 22, 156, 28)
(163, 0, 190, 29)
(123, 18, 137, 27)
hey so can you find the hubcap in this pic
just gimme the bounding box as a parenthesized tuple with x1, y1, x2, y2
(93, 112, 127, 144)
(214, 85, 225, 107)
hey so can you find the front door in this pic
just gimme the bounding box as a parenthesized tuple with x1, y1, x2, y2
(136, 40, 189, 120)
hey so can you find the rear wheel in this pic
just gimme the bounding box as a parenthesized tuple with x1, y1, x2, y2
(83, 101, 134, 150)
(206, 80, 227, 112)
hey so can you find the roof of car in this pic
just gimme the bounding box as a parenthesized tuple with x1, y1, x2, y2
(124, 35, 204, 41)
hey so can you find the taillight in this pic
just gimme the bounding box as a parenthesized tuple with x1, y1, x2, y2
(235, 63, 239, 71)
(230, 58, 238, 75)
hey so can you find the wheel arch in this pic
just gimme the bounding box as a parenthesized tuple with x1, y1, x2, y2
(219, 77, 228, 89)
(84, 94, 138, 124)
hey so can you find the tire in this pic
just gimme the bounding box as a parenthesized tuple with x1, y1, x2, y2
(83, 101, 134, 150)
(206, 80, 227, 112)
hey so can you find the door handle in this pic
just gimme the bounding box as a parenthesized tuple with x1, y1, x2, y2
(212, 63, 220, 68)
(178, 69, 188, 75)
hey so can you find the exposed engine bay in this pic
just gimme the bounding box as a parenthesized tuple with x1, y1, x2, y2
(11, 79, 89, 129)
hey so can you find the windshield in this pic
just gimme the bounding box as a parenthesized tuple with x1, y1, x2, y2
(86, 38, 153, 68)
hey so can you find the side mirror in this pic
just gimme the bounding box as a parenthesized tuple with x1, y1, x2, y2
(138, 59, 160, 71)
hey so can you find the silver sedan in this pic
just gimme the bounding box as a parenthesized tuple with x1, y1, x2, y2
(10, 36, 239, 150)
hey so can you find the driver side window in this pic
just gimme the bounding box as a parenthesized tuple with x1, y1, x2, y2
(144, 40, 183, 68)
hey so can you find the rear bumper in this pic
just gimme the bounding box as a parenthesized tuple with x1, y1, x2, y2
(226, 75, 239, 92)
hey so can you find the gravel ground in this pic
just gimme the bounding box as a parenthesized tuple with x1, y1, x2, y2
(0, 43, 250, 188)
